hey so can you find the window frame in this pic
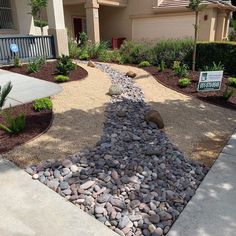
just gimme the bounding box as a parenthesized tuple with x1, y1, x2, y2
(0, 0, 18, 34)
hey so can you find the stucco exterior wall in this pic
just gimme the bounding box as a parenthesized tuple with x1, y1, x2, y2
(198, 8, 217, 41)
(99, 0, 156, 41)
(64, 4, 86, 36)
(0, 0, 47, 36)
(132, 14, 195, 41)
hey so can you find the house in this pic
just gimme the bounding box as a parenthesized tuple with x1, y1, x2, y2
(0, 0, 235, 59)
(64, 0, 236, 43)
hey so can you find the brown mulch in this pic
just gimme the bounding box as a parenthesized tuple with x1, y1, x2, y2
(0, 103, 52, 154)
(1, 61, 88, 83)
(0, 61, 88, 155)
(145, 67, 236, 110)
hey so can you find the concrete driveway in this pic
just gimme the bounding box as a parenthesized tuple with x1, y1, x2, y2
(0, 69, 62, 109)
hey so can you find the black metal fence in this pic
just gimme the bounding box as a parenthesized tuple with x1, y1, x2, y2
(0, 35, 56, 64)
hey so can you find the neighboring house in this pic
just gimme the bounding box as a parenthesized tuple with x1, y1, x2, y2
(0, 0, 235, 59)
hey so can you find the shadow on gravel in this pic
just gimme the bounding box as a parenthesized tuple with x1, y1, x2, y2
(147, 99, 236, 166)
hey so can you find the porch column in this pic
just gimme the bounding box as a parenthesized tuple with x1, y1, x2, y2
(46, 0, 69, 56)
(224, 12, 231, 40)
(215, 11, 226, 41)
(85, 0, 100, 43)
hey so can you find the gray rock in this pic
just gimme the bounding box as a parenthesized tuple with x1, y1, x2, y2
(149, 214, 160, 224)
(110, 197, 126, 209)
(95, 206, 105, 214)
(62, 159, 73, 168)
(70, 165, 79, 173)
(159, 211, 172, 221)
(97, 194, 112, 203)
(118, 216, 132, 229)
(60, 181, 69, 190)
(80, 180, 95, 190)
(47, 180, 59, 190)
(54, 169, 61, 178)
(108, 84, 123, 96)
(117, 110, 127, 118)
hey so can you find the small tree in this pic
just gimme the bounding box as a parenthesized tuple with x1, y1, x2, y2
(29, 0, 48, 36)
(187, 0, 203, 71)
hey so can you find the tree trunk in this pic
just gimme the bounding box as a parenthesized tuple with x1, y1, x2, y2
(192, 11, 199, 72)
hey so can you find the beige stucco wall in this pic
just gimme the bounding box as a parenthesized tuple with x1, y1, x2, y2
(132, 14, 195, 41)
(199, 8, 217, 41)
(0, 0, 48, 36)
(99, 0, 156, 41)
(64, 4, 86, 36)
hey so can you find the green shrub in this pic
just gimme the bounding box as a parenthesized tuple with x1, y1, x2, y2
(79, 52, 90, 60)
(56, 55, 76, 75)
(119, 41, 154, 64)
(33, 98, 53, 111)
(68, 39, 80, 59)
(27, 60, 40, 73)
(78, 32, 88, 47)
(88, 41, 109, 59)
(203, 61, 224, 71)
(223, 86, 234, 101)
(139, 61, 151, 67)
(54, 75, 70, 82)
(196, 42, 236, 75)
(0, 110, 25, 134)
(27, 56, 45, 73)
(159, 60, 166, 72)
(173, 62, 189, 78)
(14, 56, 21, 68)
(110, 50, 125, 64)
(98, 50, 112, 62)
(153, 39, 193, 67)
(178, 78, 191, 87)
(228, 77, 236, 88)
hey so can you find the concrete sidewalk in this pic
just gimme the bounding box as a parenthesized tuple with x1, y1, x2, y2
(0, 69, 62, 109)
(168, 130, 236, 236)
(0, 159, 118, 236)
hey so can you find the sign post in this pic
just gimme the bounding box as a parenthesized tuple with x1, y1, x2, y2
(197, 71, 223, 92)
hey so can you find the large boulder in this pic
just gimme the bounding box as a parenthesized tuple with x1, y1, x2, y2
(87, 60, 95, 68)
(126, 71, 137, 78)
(145, 110, 164, 129)
(108, 84, 123, 96)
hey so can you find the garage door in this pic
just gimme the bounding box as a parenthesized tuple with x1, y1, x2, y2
(132, 15, 195, 41)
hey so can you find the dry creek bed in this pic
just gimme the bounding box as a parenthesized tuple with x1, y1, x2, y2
(26, 63, 208, 236)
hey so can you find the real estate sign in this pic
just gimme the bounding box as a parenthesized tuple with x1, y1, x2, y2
(197, 71, 223, 92)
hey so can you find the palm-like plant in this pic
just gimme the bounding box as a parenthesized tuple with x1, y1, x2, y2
(0, 82, 13, 111)
(187, 0, 204, 71)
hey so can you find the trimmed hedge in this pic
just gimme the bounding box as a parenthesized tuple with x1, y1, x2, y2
(196, 42, 236, 75)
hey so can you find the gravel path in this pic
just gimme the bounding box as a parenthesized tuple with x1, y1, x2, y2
(27, 63, 207, 236)
(3, 63, 111, 167)
(110, 64, 236, 166)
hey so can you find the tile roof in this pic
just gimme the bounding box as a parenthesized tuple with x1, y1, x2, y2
(157, 0, 233, 8)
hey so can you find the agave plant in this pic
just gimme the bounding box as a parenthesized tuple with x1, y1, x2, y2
(0, 82, 13, 111)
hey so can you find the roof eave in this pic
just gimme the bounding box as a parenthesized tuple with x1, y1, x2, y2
(153, 1, 236, 13)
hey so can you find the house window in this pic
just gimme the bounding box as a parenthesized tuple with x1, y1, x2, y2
(0, 0, 14, 30)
